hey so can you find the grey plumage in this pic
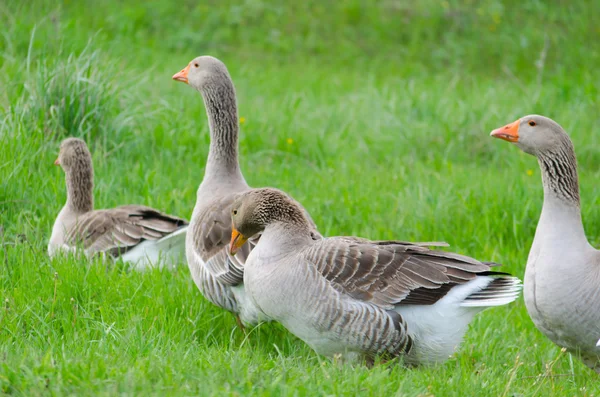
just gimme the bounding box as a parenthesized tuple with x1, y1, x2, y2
(305, 238, 490, 309)
(491, 114, 600, 373)
(61, 137, 94, 213)
(49, 138, 188, 266)
(232, 188, 521, 364)
(66, 205, 187, 256)
(538, 144, 580, 204)
(174, 56, 321, 325)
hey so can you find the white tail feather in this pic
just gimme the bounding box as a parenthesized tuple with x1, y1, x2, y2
(459, 276, 522, 307)
(397, 275, 522, 365)
(123, 225, 188, 271)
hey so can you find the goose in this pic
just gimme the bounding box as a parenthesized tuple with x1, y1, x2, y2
(49, 137, 188, 270)
(172, 56, 322, 328)
(491, 115, 600, 373)
(228, 187, 522, 365)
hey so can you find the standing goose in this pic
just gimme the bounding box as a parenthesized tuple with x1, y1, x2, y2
(229, 188, 522, 365)
(172, 56, 322, 327)
(491, 115, 600, 373)
(49, 138, 188, 269)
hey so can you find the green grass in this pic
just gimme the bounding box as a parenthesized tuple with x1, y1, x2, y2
(1, 0, 600, 395)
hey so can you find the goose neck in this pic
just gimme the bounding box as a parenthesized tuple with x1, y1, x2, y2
(253, 222, 314, 261)
(535, 143, 586, 246)
(65, 166, 94, 213)
(201, 80, 241, 177)
(538, 142, 580, 205)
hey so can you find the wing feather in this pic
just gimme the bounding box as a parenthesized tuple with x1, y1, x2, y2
(303, 237, 496, 309)
(191, 191, 322, 286)
(65, 206, 188, 257)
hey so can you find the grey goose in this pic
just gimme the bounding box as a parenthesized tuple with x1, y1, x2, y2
(228, 188, 522, 365)
(172, 56, 322, 328)
(492, 115, 600, 373)
(49, 138, 188, 269)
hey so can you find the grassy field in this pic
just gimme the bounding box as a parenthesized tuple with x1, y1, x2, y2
(1, 0, 599, 395)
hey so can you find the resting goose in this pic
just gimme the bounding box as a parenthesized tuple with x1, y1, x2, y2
(172, 56, 322, 327)
(491, 115, 600, 373)
(229, 188, 522, 365)
(49, 138, 188, 269)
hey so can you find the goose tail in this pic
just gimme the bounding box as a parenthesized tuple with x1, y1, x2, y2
(122, 225, 188, 270)
(152, 224, 188, 253)
(460, 275, 522, 307)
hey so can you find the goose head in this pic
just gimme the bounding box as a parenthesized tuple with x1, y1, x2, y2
(172, 55, 230, 91)
(490, 114, 569, 156)
(54, 137, 92, 173)
(229, 188, 308, 255)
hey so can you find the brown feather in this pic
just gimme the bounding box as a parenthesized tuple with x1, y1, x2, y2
(306, 237, 499, 308)
(65, 205, 188, 257)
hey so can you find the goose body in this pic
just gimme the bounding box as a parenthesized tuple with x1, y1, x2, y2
(49, 138, 188, 270)
(173, 56, 321, 326)
(492, 115, 600, 372)
(186, 178, 256, 322)
(230, 188, 522, 365)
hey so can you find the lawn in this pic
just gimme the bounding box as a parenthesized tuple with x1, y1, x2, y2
(1, 0, 599, 395)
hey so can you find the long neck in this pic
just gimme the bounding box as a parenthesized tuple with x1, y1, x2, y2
(65, 164, 94, 213)
(534, 140, 586, 246)
(201, 77, 243, 180)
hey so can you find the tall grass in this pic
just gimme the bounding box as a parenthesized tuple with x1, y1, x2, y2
(2, 36, 139, 138)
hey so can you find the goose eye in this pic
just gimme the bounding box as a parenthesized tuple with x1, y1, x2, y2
(528, 120, 536, 127)
(232, 210, 237, 215)
(194, 63, 199, 68)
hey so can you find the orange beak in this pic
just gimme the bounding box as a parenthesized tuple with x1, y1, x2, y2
(229, 226, 248, 255)
(172, 64, 190, 84)
(490, 119, 520, 142)
(54, 158, 60, 166)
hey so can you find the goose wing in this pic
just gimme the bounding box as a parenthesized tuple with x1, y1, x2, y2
(66, 205, 188, 256)
(303, 237, 493, 309)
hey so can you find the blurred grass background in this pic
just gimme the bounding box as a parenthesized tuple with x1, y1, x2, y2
(1, 0, 599, 395)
